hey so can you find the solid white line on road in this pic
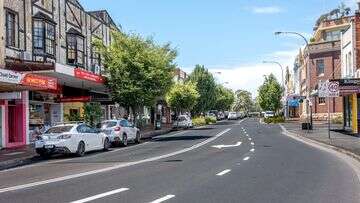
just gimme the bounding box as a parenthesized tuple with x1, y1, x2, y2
(212, 142, 242, 149)
(216, 169, 231, 176)
(149, 195, 175, 203)
(70, 188, 129, 203)
(0, 128, 233, 194)
(243, 156, 250, 161)
(250, 148, 255, 152)
(3, 152, 25, 156)
(251, 142, 255, 146)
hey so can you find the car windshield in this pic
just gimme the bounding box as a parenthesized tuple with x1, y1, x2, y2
(45, 126, 73, 134)
(101, 121, 117, 129)
(178, 116, 187, 121)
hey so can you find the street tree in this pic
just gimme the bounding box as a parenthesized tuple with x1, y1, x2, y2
(214, 85, 235, 111)
(233, 89, 252, 112)
(187, 65, 217, 114)
(94, 32, 177, 122)
(257, 74, 283, 113)
(166, 82, 200, 114)
(83, 102, 103, 127)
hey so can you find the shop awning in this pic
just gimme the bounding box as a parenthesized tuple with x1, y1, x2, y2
(28, 63, 108, 93)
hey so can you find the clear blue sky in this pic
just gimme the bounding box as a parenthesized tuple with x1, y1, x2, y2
(80, 0, 357, 95)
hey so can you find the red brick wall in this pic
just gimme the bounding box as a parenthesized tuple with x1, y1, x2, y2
(308, 50, 343, 114)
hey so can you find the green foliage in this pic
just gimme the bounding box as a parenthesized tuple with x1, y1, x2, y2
(83, 102, 103, 127)
(214, 85, 235, 111)
(331, 115, 343, 124)
(258, 74, 283, 112)
(205, 116, 217, 124)
(192, 116, 206, 126)
(166, 82, 200, 113)
(187, 65, 217, 114)
(233, 90, 252, 112)
(264, 116, 285, 124)
(93, 31, 177, 114)
(64, 113, 82, 122)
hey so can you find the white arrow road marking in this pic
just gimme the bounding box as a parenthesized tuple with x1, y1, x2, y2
(70, 188, 129, 203)
(243, 157, 250, 161)
(212, 142, 242, 149)
(149, 195, 176, 203)
(0, 128, 231, 194)
(216, 169, 231, 176)
(250, 148, 255, 152)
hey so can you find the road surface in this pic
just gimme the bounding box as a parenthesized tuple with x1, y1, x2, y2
(0, 118, 359, 203)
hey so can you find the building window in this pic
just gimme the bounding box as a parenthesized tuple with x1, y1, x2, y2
(316, 59, 324, 76)
(33, 19, 55, 56)
(91, 46, 101, 72)
(324, 30, 341, 41)
(67, 34, 84, 66)
(5, 11, 17, 47)
(319, 97, 326, 104)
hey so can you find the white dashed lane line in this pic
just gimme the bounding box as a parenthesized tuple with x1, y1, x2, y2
(250, 148, 255, 152)
(149, 195, 176, 203)
(243, 157, 250, 161)
(251, 142, 255, 146)
(216, 169, 231, 176)
(70, 188, 129, 203)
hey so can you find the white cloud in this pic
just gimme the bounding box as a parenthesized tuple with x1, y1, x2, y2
(182, 48, 299, 98)
(251, 6, 282, 14)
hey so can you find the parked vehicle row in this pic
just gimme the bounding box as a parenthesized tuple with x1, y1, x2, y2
(173, 115, 193, 129)
(227, 111, 247, 120)
(35, 119, 141, 158)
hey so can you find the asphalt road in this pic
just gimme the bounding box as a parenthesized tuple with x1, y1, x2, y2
(0, 118, 359, 203)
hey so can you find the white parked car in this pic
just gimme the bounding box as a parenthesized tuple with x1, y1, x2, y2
(228, 112, 238, 120)
(35, 123, 110, 158)
(101, 119, 141, 147)
(173, 115, 193, 129)
(264, 111, 275, 118)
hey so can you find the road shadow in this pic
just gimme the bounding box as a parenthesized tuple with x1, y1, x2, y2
(213, 121, 238, 126)
(191, 127, 215, 131)
(152, 135, 212, 142)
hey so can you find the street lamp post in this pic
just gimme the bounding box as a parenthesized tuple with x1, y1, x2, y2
(262, 61, 286, 117)
(275, 31, 312, 130)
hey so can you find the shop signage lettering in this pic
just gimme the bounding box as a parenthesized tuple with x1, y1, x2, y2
(0, 92, 22, 100)
(0, 69, 22, 84)
(21, 74, 58, 90)
(59, 96, 91, 103)
(74, 68, 105, 83)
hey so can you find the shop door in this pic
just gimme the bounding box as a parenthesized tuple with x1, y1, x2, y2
(8, 105, 17, 143)
(0, 108, 2, 148)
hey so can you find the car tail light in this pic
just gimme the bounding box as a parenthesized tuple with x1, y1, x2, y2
(114, 126, 121, 131)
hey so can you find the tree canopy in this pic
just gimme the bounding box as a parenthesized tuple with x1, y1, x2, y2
(94, 31, 177, 114)
(214, 85, 235, 111)
(166, 82, 200, 114)
(233, 89, 252, 112)
(257, 74, 283, 112)
(187, 65, 217, 114)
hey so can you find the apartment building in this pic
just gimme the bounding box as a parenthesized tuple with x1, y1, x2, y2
(0, 0, 119, 148)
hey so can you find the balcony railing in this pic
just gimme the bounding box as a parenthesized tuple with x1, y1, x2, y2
(308, 40, 341, 54)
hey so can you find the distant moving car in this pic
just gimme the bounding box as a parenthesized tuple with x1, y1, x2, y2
(101, 119, 141, 147)
(35, 123, 110, 158)
(228, 112, 238, 120)
(264, 111, 275, 118)
(173, 115, 193, 129)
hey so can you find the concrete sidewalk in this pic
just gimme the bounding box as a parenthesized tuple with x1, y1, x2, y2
(282, 122, 360, 158)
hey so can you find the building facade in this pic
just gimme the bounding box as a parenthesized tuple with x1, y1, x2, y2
(300, 15, 351, 121)
(1, 0, 119, 148)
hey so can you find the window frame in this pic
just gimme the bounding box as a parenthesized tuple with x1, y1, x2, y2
(316, 59, 325, 76)
(318, 97, 326, 104)
(32, 18, 56, 57)
(5, 10, 18, 48)
(66, 33, 85, 67)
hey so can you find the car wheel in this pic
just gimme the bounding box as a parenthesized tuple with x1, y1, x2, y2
(135, 132, 141, 144)
(76, 141, 85, 157)
(122, 134, 128, 147)
(103, 138, 110, 151)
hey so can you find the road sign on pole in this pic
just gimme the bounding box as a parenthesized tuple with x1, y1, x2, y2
(318, 81, 339, 98)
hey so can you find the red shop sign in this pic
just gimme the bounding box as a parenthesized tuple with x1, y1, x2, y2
(59, 96, 91, 103)
(21, 74, 58, 90)
(74, 68, 105, 83)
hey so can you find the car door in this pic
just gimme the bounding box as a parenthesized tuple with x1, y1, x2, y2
(76, 124, 90, 150)
(120, 120, 134, 140)
(85, 125, 102, 150)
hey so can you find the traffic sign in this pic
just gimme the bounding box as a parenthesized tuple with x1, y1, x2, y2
(318, 81, 339, 98)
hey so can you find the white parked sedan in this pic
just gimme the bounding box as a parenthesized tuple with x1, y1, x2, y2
(228, 112, 238, 120)
(35, 123, 110, 158)
(101, 119, 141, 147)
(173, 115, 193, 129)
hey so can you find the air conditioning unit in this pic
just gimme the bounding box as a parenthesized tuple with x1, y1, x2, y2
(19, 51, 32, 61)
